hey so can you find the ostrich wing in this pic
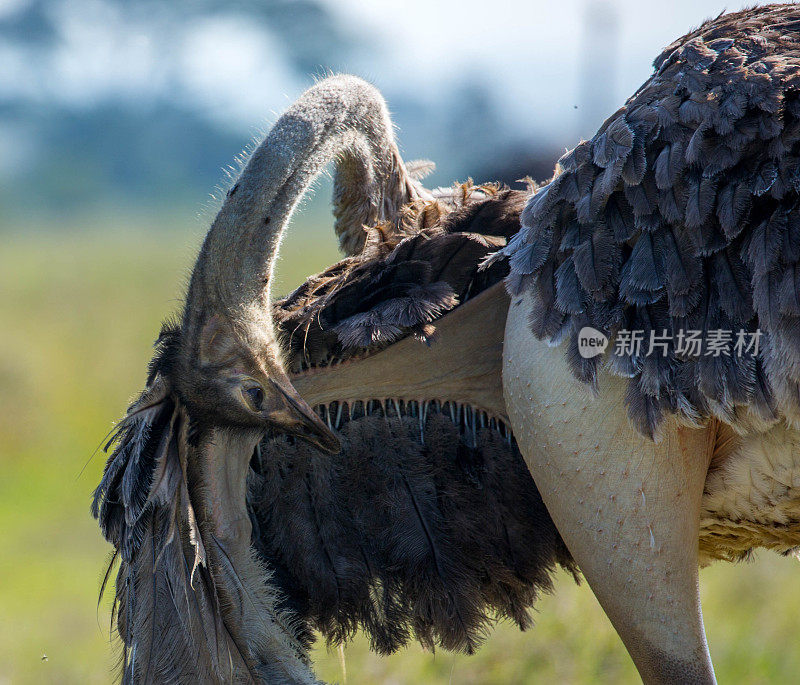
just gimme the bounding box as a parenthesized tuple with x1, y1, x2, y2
(247, 190, 577, 655)
(500, 3, 800, 437)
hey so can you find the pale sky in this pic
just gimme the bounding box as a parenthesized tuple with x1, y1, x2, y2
(328, 0, 794, 140)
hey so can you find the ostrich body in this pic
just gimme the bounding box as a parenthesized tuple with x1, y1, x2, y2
(501, 4, 800, 682)
(95, 5, 800, 681)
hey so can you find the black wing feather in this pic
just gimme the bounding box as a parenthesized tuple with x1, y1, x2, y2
(501, 3, 800, 434)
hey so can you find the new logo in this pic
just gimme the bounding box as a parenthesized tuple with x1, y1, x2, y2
(577, 326, 609, 359)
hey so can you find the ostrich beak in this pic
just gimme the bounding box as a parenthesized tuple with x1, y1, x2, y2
(268, 375, 341, 454)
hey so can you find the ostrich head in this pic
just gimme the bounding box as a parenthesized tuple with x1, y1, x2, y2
(92, 75, 432, 683)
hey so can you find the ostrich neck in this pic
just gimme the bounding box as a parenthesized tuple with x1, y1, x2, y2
(188, 78, 408, 316)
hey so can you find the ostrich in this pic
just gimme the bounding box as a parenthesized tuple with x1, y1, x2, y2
(92, 75, 574, 682)
(94, 4, 800, 682)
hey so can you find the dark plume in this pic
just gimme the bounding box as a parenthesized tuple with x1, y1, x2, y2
(249, 408, 576, 656)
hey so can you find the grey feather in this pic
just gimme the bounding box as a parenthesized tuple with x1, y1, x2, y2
(505, 4, 800, 435)
(685, 173, 718, 228)
(555, 257, 585, 315)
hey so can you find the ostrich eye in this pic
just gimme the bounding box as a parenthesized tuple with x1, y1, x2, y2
(245, 385, 265, 411)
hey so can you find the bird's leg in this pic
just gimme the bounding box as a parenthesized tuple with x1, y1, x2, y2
(503, 293, 716, 684)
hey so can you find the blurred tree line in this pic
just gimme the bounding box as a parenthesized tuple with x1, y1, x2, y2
(0, 0, 556, 222)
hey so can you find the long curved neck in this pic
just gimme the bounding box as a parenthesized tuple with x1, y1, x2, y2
(188, 75, 419, 322)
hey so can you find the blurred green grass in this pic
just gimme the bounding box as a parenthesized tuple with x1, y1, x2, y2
(1, 214, 799, 684)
